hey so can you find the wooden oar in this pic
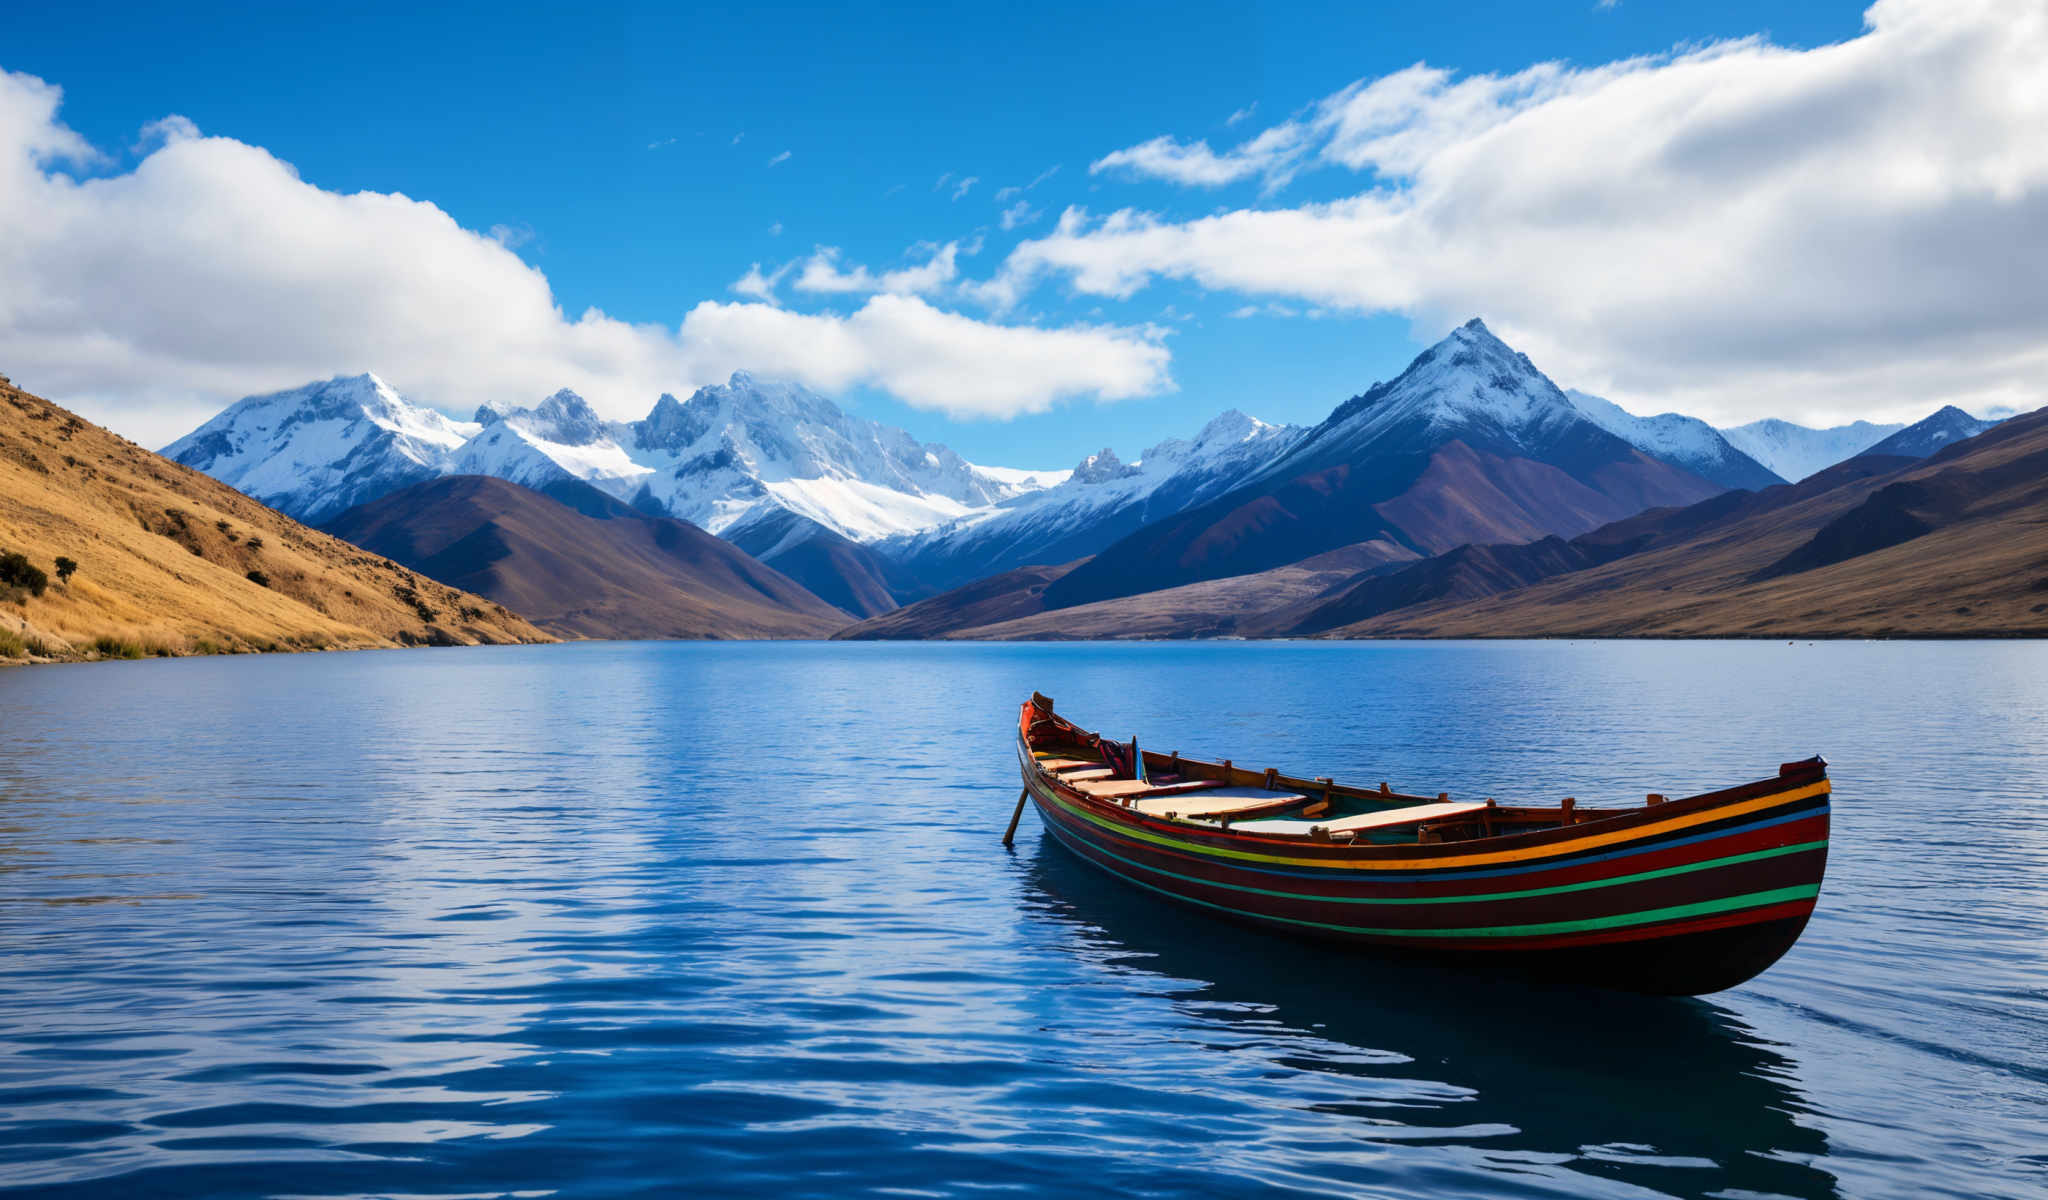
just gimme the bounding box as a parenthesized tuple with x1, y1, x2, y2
(1002, 789, 1029, 846)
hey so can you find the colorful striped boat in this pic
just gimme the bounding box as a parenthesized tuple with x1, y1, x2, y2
(1011, 693, 1829, 995)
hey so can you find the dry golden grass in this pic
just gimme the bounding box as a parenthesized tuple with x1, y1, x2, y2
(0, 377, 552, 663)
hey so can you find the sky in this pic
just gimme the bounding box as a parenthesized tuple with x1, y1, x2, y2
(2, 0, 2043, 468)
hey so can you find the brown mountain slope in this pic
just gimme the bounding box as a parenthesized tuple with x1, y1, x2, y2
(0, 377, 549, 661)
(1286, 457, 1912, 635)
(323, 476, 848, 639)
(833, 559, 1085, 640)
(1327, 407, 2048, 638)
(723, 509, 934, 619)
(969, 541, 1419, 640)
(837, 539, 1417, 641)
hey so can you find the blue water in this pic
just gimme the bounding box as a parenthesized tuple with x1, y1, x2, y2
(2, 641, 2045, 1199)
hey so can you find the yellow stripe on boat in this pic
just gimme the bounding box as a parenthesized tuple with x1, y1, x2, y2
(1030, 777, 1829, 872)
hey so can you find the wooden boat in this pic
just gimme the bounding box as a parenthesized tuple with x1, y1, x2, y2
(1011, 693, 1829, 995)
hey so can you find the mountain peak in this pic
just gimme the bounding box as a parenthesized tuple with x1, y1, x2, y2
(1303, 318, 1579, 467)
(476, 388, 610, 447)
(1071, 447, 1137, 484)
(1194, 408, 1267, 444)
(1859, 405, 2000, 460)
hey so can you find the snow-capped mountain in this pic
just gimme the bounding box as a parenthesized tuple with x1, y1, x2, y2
(1859, 406, 2000, 459)
(882, 409, 1304, 591)
(1266, 319, 1598, 478)
(1564, 390, 1784, 490)
(1042, 318, 1727, 610)
(625, 372, 1049, 542)
(1719, 417, 1905, 483)
(451, 389, 652, 495)
(162, 374, 479, 522)
(165, 371, 1063, 544)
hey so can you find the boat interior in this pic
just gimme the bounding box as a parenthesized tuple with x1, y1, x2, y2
(1022, 692, 1659, 845)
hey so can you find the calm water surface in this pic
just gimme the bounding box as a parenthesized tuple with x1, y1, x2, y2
(2, 640, 2045, 1199)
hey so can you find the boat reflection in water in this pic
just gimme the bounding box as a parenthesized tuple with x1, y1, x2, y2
(1020, 838, 1841, 1200)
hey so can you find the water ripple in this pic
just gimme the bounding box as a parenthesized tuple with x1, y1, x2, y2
(1, 640, 2045, 1198)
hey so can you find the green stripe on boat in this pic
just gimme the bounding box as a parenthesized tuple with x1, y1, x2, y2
(1048, 822, 1821, 940)
(1061, 826, 1828, 907)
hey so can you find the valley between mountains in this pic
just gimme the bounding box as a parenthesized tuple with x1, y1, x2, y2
(5, 319, 2040, 660)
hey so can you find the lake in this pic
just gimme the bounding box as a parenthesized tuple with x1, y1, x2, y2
(2, 640, 2044, 1198)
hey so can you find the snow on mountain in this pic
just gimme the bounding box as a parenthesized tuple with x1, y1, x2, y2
(1564, 390, 1784, 490)
(1262, 319, 1611, 484)
(1859, 406, 2000, 459)
(968, 463, 1072, 490)
(624, 372, 1039, 542)
(882, 408, 1303, 591)
(1719, 417, 1905, 483)
(166, 370, 1064, 544)
(452, 390, 653, 494)
(161, 373, 478, 522)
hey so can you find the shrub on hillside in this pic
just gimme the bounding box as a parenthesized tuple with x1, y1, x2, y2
(91, 635, 143, 660)
(0, 552, 47, 597)
(54, 556, 77, 584)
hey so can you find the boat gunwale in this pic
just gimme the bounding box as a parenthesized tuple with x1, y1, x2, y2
(1016, 703, 1828, 862)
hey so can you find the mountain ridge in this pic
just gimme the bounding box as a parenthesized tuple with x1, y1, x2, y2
(166, 371, 1064, 546)
(1038, 319, 1727, 611)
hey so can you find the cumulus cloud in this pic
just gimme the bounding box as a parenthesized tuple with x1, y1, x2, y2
(674, 294, 1169, 419)
(0, 68, 1171, 443)
(1017, 0, 2048, 425)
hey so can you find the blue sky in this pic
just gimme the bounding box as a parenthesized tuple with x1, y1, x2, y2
(7, 0, 2036, 467)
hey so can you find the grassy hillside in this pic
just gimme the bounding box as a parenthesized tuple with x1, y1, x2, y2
(0, 376, 551, 663)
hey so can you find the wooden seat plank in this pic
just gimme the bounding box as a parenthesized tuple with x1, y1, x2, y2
(1128, 784, 1307, 817)
(1230, 801, 1487, 837)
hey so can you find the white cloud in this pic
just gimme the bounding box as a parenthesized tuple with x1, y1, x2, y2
(137, 114, 200, 152)
(791, 242, 964, 297)
(766, 149, 790, 167)
(952, 175, 978, 200)
(1001, 0, 2048, 426)
(1225, 102, 1257, 127)
(999, 200, 1041, 230)
(729, 261, 793, 302)
(0, 68, 1173, 442)
(768, 221, 783, 237)
(1090, 123, 1311, 189)
(674, 294, 1170, 419)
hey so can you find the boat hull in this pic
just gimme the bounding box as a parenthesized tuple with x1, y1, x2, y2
(1019, 749, 1828, 996)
